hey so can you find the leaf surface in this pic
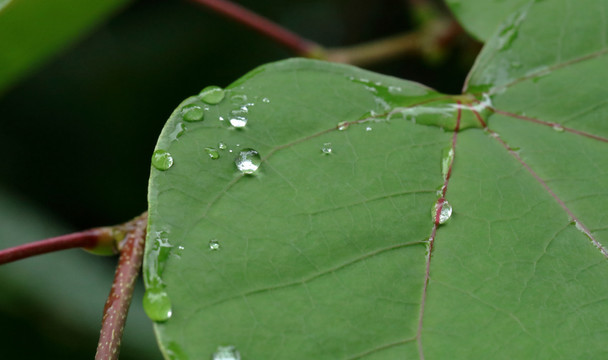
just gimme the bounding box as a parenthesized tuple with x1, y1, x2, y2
(146, 1, 608, 358)
(445, 0, 529, 41)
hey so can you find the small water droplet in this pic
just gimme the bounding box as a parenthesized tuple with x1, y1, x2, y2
(212, 345, 241, 360)
(209, 239, 220, 250)
(218, 142, 227, 150)
(152, 150, 174, 171)
(182, 104, 204, 122)
(262, 97, 270, 103)
(552, 123, 564, 132)
(337, 121, 349, 131)
(366, 126, 372, 131)
(205, 147, 220, 159)
(199, 86, 225, 104)
(441, 147, 455, 179)
(219, 116, 225, 122)
(432, 199, 452, 225)
(321, 143, 332, 154)
(143, 288, 172, 322)
(231, 94, 248, 104)
(235, 148, 261, 174)
(388, 85, 402, 94)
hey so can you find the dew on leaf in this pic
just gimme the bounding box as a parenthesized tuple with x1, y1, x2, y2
(321, 143, 332, 154)
(235, 148, 261, 174)
(337, 121, 349, 131)
(205, 147, 220, 160)
(218, 141, 227, 150)
(152, 150, 174, 171)
(143, 287, 173, 322)
(169, 122, 187, 141)
(432, 199, 452, 225)
(212, 345, 241, 360)
(366, 126, 372, 131)
(388, 85, 402, 94)
(199, 86, 225, 104)
(552, 123, 564, 132)
(262, 97, 270, 103)
(182, 104, 204, 122)
(441, 147, 455, 179)
(209, 239, 220, 250)
(229, 106, 248, 128)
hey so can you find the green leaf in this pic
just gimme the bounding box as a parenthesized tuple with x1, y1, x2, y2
(0, 0, 130, 95)
(145, 0, 608, 358)
(445, 0, 529, 41)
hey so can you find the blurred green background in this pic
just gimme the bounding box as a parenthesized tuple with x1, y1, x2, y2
(0, 0, 475, 358)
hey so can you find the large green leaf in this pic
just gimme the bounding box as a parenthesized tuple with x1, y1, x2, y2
(145, 0, 608, 358)
(0, 0, 130, 94)
(445, 0, 529, 41)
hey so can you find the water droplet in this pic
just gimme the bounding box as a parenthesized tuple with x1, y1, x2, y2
(262, 97, 270, 103)
(388, 85, 402, 94)
(169, 122, 187, 141)
(432, 199, 452, 225)
(321, 143, 332, 154)
(441, 147, 455, 179)
(235, 148, 261, 174)
(212, 345, 241, 360)
(337, 121, 349, 131)
(218, 142, 227, 150)
(229, 106, 248, 128)
(231, 94, 248, 104)
(199, 86, 225, 104)
(152, 150, 174, 171)
(552, 123, 564, 132)
(205, 147, 220, 159)
(182, 104, 204, 122)
(365, 126, 372, 131)
(209, 239, 220, 250)
(143, 288, 172, 322)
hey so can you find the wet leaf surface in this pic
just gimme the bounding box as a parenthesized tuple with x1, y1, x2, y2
(146, 1, 608, 358)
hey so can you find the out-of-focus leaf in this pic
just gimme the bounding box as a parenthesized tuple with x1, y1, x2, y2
(0, 0, 130, 94)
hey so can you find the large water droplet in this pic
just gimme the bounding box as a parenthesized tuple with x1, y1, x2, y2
(152, 150, 174, 171)
(199, 86, 225, 104)
(143, 288, 173, 322)
(182, 104, 204, 122)
(235, 148, 261, 174)
(321, 143, 332, 154)
(205, 147, 220, 159)
(212, 345, 241, 360)
(169, 122, 187, 141)
(229, 106, 248, 128)
(432, 199, 452, 225)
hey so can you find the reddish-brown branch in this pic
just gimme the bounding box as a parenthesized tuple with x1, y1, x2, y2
(0, 228, 115, 265)
(188, 0, 321, 56)
(95, 214, 147, 360)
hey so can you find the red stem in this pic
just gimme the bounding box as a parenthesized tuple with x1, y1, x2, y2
(95, 214, 147, 360)
(0, 229, 110, 265)
(189, 0, 320, 55)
